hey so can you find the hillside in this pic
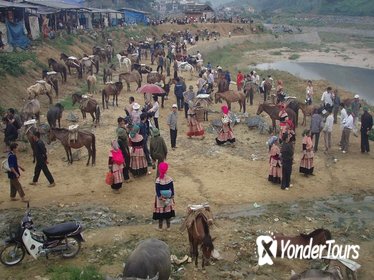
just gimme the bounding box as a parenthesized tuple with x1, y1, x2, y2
(219, 0, 374, 16)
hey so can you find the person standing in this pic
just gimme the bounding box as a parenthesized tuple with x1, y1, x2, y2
(150, 128, 168, 175)
(207, 69, 214, 92)
(310, 109, 323, 152)
(139, 113, 152, 166)
(129, 125, 148, 176)
(148, 95, 160, 129)
(183, 85, 195, 119)
(216, 105, 235, 145)
(117, 128, 131, 183)
(125, 96, 135, 116)
(332, 89, 340, 124)
(2, 117, 18, 152)
(196, 73, 206, 93)
(187, 101, 205, 139)
(30, 132, 55, 187)
(299, 130, 314, 176)
(165, 56, 171, 77)
(108, 140, 124, 194)
(323, 110, 334, 152)
(174, 77, 185, 111)
(360, 107, 373, 153)
(321, 87, 333, 111)
(7, 143, 28, 202)
(157, 54, 164, 74)
(173, 59, 178, 79)
(351, 94, 361, 135)
(236, 71, 244, 91)
(130, 103, 142, 126)
(305, 80, 314, 105)
(152, 162, 175, 231)
(268, 136, 282, 184)
(341, 109, 354, 153)
(167, 104, 178, 150)
(280, 133, 294, 190)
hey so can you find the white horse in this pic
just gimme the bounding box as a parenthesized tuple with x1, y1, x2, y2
(87, 73, 97, 94)
(27, 81, 53, 104)
(116, 54, 132, 72)
(177, 61, 195, 80)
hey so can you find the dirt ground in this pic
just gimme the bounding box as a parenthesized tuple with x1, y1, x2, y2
(0, 26, 373, 279)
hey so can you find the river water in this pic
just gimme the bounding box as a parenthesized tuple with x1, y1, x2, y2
(255, 62, 374, 104)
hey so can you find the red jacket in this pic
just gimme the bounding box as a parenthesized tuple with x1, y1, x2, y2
(237, 73, 244, 85)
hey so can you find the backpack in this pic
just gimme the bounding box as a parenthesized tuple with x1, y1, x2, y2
(1, 154, 11, 173)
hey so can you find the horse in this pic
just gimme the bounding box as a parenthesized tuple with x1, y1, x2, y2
(80, 55, 99, 74)
(42, 70, 59, 97)
(217, 78, 229, 93)
(298, 101, 320, 126)
(176, 61, 194, 80)
(287, 100, 300, 127)
(46, 103, 64, 128)
(116, 54, 132, 72)
(264, 80, 272, 101)
(72, 93, 100, 126)
(274, 228, 332, 258)
(132, 63, 152, 75)
(23, 125, 38, 163)
(256, 102, 296, 132)
(187, 212, 215, 269)
(105, 44, 114, 63)
(102, 82, 123, 109)
(151, 49, 165, 65)
(103, 64, 116, 84)
(27, 82, 53, 104)
(214, 90, 246, 113)
(92, 46, 107, 63)
(87, 73, 97, 95)
(48, 128, 96, 166)
(20, 99, 40, 123)
(48, 58, 67, 83)
(119, 71, 142, 91)
(60, 53, 82, 79)
(147, 72, 166, 85)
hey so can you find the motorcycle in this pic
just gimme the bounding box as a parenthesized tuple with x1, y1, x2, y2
(0, 203, 84, 266)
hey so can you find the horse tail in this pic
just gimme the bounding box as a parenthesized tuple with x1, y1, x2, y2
(62, 66, 67, 82)
(91, 133, 96, 165)
(95, 104, 100, 125)
(54, 80, 59, 97)
(243, 95, 246, 113)
(101, 89, 105, 109)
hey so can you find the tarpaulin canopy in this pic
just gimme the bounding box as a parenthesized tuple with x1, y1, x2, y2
(6, 20, 30, 49)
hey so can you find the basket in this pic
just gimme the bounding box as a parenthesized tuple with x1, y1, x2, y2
(9, 223, 23, 242)
(195, 108, 205, 122)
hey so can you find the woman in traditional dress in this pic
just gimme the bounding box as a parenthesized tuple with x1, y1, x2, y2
(268, 136, 282, 184)
(108, 140, 124, 194)
(152, 162, 175, 231)
(129, 125, 148, 176)
(187, 101, 205, 139)
(117, 128, 131, 183)
(216, 105, 235, 145)
(299, 129, 314, 176)
(285, 119, 296, 144)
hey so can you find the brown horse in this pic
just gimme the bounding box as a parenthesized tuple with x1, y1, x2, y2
(264, 80, 272, 100)
(217, 78, 229, 93)
(187, 213, 215, 269)
(298, 101, 320, 126)
(102, 82, 123, 109)
(27, 82, 53, 104)
(92, 46, 107, 63)
(256, 102, 296, 132)
(273, 228, 332, 258)
(48, 128, 96, 166)
(48, 58, 67, 83)
(119, 71, 142, 91)
(72, 93, 100, 126)
(86, 73, 97, 95)
(215, 90, 246, 113)
(60, 53, 82, 79)
(20, 99, 40, 123)
(146, 72, 166, 85)
(103, 64, 116, 84)
(42, 70, 59, 97)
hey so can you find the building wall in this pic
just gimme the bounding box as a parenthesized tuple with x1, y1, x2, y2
(123, 10, 147, 24)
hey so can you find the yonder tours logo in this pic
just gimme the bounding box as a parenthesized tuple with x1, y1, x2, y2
(256, 234, 360, 266)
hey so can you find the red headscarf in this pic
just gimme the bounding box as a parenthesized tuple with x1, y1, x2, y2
(158, 162, 169, 179)
(221, 105, 229, 115)
(286, 119, 294, 130)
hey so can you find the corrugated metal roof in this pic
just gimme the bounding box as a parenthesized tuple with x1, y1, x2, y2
(118, 7, 149, 15)
(23, 0, 84, 10)
(0, 0, 38, 9)
(89, 8, 122, 14)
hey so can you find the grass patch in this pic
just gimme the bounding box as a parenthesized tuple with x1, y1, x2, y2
(288, 53, 300, 60)
(270, 51, 282, 55)
(0, 52, 44, 77)
(47, 265, 103, 280)
(60, 95, 75, 110)
(53, 34, 75, 53)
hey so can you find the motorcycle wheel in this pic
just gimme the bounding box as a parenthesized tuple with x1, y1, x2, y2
(61, 237, 81, 258)
(0, 243, 26, 266)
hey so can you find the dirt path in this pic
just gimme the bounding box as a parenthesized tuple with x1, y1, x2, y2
(0, 32, 373, 279)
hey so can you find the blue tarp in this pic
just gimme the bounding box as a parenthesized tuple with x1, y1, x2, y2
(6, 20, 30, 49)
(123, 10, 147, 24)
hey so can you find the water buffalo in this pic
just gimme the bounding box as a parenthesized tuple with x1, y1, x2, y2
(122, 239, 171, 280)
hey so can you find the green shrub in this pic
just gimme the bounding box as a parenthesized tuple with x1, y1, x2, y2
(47, 265, 103, 280)
(288, 53, 300, 60)
(270, 51, 282, 55)
(0, 52, 42, 77)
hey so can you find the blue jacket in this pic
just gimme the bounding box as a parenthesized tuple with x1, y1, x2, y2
(174, 82, 185, 97)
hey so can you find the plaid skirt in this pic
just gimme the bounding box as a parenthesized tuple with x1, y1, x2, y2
(153, 196, 175, 220)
